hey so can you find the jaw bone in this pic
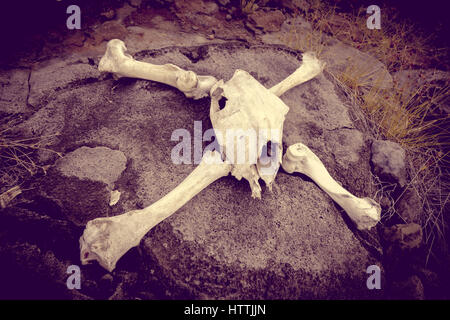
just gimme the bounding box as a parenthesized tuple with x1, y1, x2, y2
(79, 151, 231, 272)
(282, 143, 381, 230)
(98, 39, 218, 99)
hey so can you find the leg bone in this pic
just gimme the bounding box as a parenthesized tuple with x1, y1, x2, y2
(270, 52, 325, 97)
(282, 143, 380, 230)
(99, 39, 218, 99)
(79, 151, 231, 272)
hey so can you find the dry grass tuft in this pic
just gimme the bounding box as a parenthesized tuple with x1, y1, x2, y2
(0, 114, 61, 196)
(282, 0, 450, 252)
(240, 0, 262, 15)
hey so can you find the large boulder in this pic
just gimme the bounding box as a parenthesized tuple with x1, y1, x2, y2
(2, 42, 383, 299)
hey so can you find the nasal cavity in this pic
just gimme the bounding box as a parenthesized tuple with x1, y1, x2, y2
(259, 141, 277, 167)
(218, 96, 228, 110)
(263, 141, 274, 157)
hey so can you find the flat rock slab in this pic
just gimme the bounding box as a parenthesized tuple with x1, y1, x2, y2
(14, 42, 381, 299)
(55, 146, 127, 188)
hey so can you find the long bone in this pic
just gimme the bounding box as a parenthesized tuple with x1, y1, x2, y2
(79, 151, 231, 272)
(269, 52, 325, 97)
(99, 39, 218, 99)
(282, 143, 381, 230)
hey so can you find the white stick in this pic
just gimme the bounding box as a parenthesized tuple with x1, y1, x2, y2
(269, 52, 325, 97)
(99, 39, 218, 99)
(282, 143, 380, 230)
(80, 151, 231, 272)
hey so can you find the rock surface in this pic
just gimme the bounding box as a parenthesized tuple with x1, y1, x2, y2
(28, 57, 101, 108)
(249, 10, 285, 33)
(1, 42, 382, 299)
(320, 38, 393, 91)
(90, 20, 129, 45)
(392, 69, 450, 115)
(0, 68, 31, 114)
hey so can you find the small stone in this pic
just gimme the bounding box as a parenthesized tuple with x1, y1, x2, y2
(371, 140, 407, 187)
(192, 25, 199, 31)
(382, 223, 423, 250)
(226, 14, 232, 21)
(207, 34, 215, 40)
(395, 187, 423, 223)
(109, 190, 121, 206)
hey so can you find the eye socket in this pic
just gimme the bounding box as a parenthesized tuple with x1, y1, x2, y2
(218, 96, 228, 110)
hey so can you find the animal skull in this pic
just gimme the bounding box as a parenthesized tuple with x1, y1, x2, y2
(208, 51, 325, 198)
(79, 39, 379, 272)
(209, 70, 289, 198)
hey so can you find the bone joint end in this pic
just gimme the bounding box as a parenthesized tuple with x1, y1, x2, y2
(282, 143, 380, 231)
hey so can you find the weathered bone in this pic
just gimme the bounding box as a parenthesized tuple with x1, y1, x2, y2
(209, 70, 289, 198)
(207, 52, 324, 198)
(282, 143, 381, 230)
(270, 52, 325, 97)
(79, 151, 231, 272)
(99, 39, 217, 99)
